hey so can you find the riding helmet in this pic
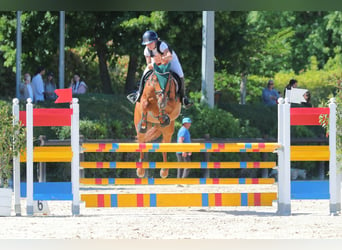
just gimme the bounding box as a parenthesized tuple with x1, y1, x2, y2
(182, 117, 192, 124)
(141, 30, 158, 45)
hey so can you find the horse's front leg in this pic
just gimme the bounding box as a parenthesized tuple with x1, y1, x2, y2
(158, 109, 170, 127)
(156, 92, 170, 128)
(138, 112, 148, 133)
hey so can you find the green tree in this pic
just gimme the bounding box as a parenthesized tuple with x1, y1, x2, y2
(66, 12, 118, 93)
(0, 11, 62, 95)
(2, 10, 342, 98)
(246, 11, 336, 73)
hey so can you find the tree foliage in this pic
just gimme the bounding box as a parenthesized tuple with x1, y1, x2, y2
(0, 11, 341, 101)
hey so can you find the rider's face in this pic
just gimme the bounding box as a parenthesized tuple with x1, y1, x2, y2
(146, 41, 156, 50)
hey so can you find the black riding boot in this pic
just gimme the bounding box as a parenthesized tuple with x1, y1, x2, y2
(127, 70, 153, 104)
(179, 77, 193, 109)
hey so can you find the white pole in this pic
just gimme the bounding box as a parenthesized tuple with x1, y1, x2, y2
(337, 168, 342, 213)
(71, 98, 80, 215)
(59, 11, 65, 89)
(16, 11, 22, 99)
(283, 98, 291, 214)
(328, 98, 340, 214)
(277, 98, 291, 215)
(277, 98, 284, 214)
(201, 11, 215, 108)
(12, 98, 21, 216)
(26, 98, 34, 216)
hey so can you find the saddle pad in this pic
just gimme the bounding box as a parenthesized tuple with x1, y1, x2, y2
(153, 63, 171, 90)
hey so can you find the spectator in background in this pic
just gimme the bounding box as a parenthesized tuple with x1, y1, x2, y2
(70, 73, 87, 94)
(31, 66, 46, 103)
(176, 117, 192, 178)
(301, 91, 312, 107)
(19, 73, 34, 102)
(261, 79, 280, 106)
(44, 72, 57, 100)
(284, 78, 298, 99)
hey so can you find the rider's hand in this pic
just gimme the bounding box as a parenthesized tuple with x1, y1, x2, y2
(154, 54, 162, 65)
(161, 57, 168, 65)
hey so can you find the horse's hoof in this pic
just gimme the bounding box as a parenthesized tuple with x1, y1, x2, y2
(160, 115, 170, 127)
(160, 168, 169, 178)
(137, 168, 145, 178)
(138, 120, 147, 133)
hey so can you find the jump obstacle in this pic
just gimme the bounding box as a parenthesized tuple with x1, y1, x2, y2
(79, 141, 279, 207)
(277, 97, 340, 215)
(12, 96, 80, 216)
(12, 96, 341, 216)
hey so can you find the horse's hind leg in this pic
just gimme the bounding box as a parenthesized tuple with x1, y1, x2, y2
(160, 152, 169, 178)
(136, 132, 146, 178)
(159, 126, 174, 178)
(136, 152, 146, 178)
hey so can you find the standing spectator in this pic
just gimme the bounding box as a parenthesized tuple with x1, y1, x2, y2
(44, 72, 57, 100)
(176, 117, 192, 178)
(261, 79, 280, 106)
(300, 91, 312, 107)
(303, 91, 312, 106)
(19, 73, 34, 102)
(31, 66, 46, 103)
(70, 73, 87, 94)
(284, 78, 298, 99)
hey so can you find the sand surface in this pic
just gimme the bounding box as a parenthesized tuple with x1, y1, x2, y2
(1, 184, 342, 239)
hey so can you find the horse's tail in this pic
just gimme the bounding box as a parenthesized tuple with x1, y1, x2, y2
(144, 125, 162, 142)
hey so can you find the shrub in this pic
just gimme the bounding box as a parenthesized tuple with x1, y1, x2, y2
(0, 101, 26, 187)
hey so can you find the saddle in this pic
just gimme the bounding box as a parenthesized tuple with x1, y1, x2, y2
(140, 65, 180, 101)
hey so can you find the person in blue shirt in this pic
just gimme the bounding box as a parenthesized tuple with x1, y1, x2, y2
(262, 79, 280, 106)
(176, 117, 192, 178)
(31, 66, 46, 103)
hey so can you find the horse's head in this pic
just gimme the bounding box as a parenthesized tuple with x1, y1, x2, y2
(138, 63, 181, 129)
(141, 81, 159, 116)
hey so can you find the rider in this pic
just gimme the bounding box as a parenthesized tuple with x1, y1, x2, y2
(127, 30, 192, 109)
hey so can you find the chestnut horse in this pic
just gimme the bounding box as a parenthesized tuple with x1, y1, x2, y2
(134, 64, 181, 178)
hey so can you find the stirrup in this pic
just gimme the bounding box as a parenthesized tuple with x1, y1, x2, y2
(127, 92, 139, 104)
